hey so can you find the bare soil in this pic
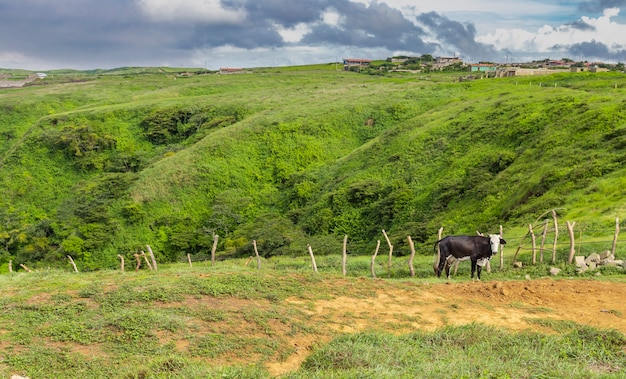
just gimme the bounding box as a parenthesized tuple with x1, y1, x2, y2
(266, 278, 626, 376)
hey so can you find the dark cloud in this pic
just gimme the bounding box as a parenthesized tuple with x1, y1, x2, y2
(416, 12, 499, 61)
(223, 0, 333, 28)
(189, 23, 284, 49)
(302, 1, 435, 52)
(0, 0, 188, 68)
(579, 0, 626, 13)
(565, 19, 596, 31)
(220, 0, 436, 53)
(569, 40, 610, 57)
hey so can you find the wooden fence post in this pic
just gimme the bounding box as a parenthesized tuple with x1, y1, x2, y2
(187, 254, 192, 268)
(19, 264, 32, 272)
(9, 260, 12, 273)
(612, 217, 620, 256)
(382, 230, 393, 278)
(371, 240, 381, 278)
(529, 224, 536, 265)
(117, 254, 125, 272)
(141, 251, 153, 270)
(433, 227, 444, 274)
(244, 256, 252, 267)
(67, 255, 78, 273)
(551, 210, 559, 263)
(211, 234, 219, 267)
(307, 244, 318, 273)
(407, 236, 416, 277)
(342, 235, 348, 276)
(252, 240, 261, 269)
(133, 254, 141, 272)
(566, 221, 576, 264)
(146, 245, 158, 271)
(540, 220, 549, 263)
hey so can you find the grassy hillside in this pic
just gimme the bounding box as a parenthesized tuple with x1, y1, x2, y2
(0, 66, 625, 270)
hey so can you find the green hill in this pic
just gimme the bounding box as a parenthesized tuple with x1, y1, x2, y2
(0, 66, 625, 270)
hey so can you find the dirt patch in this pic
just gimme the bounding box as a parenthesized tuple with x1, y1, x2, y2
(269, 278, 626, 376)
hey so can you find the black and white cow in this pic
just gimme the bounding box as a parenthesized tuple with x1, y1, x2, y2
(434, 234, 506, 280)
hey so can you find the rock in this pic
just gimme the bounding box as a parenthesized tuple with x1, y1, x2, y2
(549, 267, 561, 276)
(525, 274, 531, 280)
(513, 261, 523, 268)
(585, 253, 601, 265)
(598, 250, 611, 260)
(575, 256, 587, 268)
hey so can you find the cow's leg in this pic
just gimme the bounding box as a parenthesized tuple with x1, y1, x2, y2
(470, 259, 477, 280)
(476, 265, 482, 281)
(442, 256, 452, 279)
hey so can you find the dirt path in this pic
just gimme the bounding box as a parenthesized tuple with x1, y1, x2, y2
(268, 278, 626, 376)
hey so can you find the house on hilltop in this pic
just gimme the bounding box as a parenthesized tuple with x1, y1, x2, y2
(343, 58, 371, 71)
(497, 67, 556, 77)
(469, 63, 497, 73)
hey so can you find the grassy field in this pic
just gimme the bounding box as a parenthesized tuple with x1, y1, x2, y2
(1, 66, 626, 377)
(0, 253, 625, 378)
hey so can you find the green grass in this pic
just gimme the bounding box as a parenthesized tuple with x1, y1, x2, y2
(286, 323, 626, 379)
(0, 256, 624, 378)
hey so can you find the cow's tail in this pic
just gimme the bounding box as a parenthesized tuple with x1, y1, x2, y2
(433, 239, 442, 276)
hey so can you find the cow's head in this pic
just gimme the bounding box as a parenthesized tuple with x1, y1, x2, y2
(488, 234, 506, 254)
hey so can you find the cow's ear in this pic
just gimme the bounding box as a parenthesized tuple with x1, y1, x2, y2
(500, 238, 507, 245)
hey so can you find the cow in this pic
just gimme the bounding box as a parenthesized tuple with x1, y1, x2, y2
(434, 234, 506, 280)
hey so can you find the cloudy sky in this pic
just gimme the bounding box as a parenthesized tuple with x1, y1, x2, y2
(1, 0, 626, 70)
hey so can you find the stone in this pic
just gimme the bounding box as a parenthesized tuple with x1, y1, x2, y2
(598, 250, 611, 260)
(575, 256, 586, 268)
(549, 267, 561, 276)
(585, 253, 601, 264)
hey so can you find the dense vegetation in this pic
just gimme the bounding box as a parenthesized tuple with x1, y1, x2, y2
(0, 65, 625, 270)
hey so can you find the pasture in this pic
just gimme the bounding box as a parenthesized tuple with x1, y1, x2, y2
(0, 255, 625, 378)
(1, 65, 626, 377)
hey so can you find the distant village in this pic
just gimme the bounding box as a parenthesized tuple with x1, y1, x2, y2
(341, 55, 624, 77)
(216, 55, 623, 77)
(1, 55, 623, 88)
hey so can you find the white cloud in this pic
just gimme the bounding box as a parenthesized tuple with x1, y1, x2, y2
(322, 9, 343, 27)
(274, 22, 311, 43)
(478, 7, 626, 58)
(136, 0, 246, 23)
